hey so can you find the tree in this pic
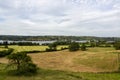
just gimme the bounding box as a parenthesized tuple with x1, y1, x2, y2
(114, 42, 120, 50)
(0, 48, 14, 57)
(48, 42, 57, 51)
(81, 43, 86, 51)
(7, 52, 38, 75)
(3, 41, 8, 48)
(69, 42, 80, 51)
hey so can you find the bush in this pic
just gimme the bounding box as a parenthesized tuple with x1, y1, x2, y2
(21, 50, 41, 53)
(81, 44, 86, 51)
(61, 47, 68, 50)
(105, 43, 111, 47)
(114, 42, 120, 50)
(69, 42, 80, 51)
(45, 48, 57, 52)
(7, 52, 38, 76)
(0, 48, 14, 57)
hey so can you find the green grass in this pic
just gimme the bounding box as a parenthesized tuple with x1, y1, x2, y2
(8, 45, 48, 52)
(4, 45, 68, 52)
(88, 47, 115, 52)
(1, 46, 120, 80)
(80, 72, 120, 80)
(1, 63, 120, 80)
(0, 47, 8, 51)
(0, 63, 83, 80)
(73, 47, 118, 71)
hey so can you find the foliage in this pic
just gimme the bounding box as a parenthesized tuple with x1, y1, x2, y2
(0, 48, 14, 57)
(69, 42, 80, 51)
(3, 41, 8, 48)
(21, 50, 41, 54)
(17, 42, 39, 46)
(47, 42, 58, 51)
(61, 47, 68, 50)
(114, 42, 120, 50)
(7, 52, 38, 75)
(105, 43, 111, 47)
(80, 44, 87, 51)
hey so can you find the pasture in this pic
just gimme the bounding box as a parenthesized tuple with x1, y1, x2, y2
(7, 45, 68, 52)
(28, 47, 119, 72)
(0, 46, 120, 80)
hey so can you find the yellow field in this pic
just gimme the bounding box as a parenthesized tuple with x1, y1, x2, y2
(28, 47, 119, 72)
(0, 46, 7, 51)
(0, 45, 68, 52)
(0, 47, 120, 73)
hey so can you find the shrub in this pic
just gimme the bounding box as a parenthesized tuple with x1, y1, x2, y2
(7, 52, 38, 75)
(45, 48, 57, 52)
(48, 43, 57, 50)
(61, 47, 68, 50)
(21, 50, 41, 54)
(69, 42, 80, 51)
(81, 44, 86, 51)
(0, 48, 14, 57)
(114, 42, 120, 50)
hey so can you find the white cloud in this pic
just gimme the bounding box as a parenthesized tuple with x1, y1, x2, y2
(0, 0, 120, 37)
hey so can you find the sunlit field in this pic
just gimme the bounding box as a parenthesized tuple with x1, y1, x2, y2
(0, 45, 68, 52)
(1, 46, 120, 80)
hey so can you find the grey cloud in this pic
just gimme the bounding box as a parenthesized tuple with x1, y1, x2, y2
(0, 0, 120, 37)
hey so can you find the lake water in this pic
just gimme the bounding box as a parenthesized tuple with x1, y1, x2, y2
(0, 40, 89, 45)
(0, 40, 56, 45)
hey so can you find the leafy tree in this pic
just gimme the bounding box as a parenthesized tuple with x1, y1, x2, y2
(3, 41, 8, 48)
(0, 48, 14, 57)
(48, 42, 58, 51)
(114, 42, 120, 50)
(81, 43, 87, 51)
(69, 42, 80, 51)
(7, 52, 38, 75)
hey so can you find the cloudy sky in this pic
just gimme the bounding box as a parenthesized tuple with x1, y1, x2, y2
(0, 0, 120, 37)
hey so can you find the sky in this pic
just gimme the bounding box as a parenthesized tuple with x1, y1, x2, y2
(0, 0, 120, 37)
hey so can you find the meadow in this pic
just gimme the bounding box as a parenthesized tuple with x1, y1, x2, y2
(6, 45, 68, 52)
(0, 46, 120, 80)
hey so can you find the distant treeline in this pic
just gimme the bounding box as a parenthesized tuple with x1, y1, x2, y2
(0, 35, 120, 41)
(0, 42, 39, 46)
(0, 41, 70, 46)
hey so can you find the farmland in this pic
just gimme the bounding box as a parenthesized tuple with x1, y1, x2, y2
(0, 46, 120, 80)
(6, 45, 68, 52)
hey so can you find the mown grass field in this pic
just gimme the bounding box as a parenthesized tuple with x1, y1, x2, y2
(28, 47, 119, 72)
(0, 46, 120, 80)
(5, 45, 68, 52)
(1, 64, 120, 80)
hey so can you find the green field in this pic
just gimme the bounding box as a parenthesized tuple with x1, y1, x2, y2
(1, 45, 68, 52)
(0, 64, 120, 80)
(0, 46, 120, 80)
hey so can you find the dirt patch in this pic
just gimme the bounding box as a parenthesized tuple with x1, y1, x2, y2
(0, 57, 8, 64)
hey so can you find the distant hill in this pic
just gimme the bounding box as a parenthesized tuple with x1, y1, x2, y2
(0, 35, 120, 41)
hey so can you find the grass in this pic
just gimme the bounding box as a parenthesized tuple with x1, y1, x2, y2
(8, 45, 48, 52)
(1, 63, 120, 80)
(28, 47, 119, 72)
(1, 46, 120, 80)
(0, 63, 83, 80)
(4, 45, 68, 52)
(74, 53, 118, 71)
(0, 47, 8, 51)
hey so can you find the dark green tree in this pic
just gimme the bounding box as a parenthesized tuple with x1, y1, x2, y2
(7, 52, 38, 75)
(69, 42, 80, 51)
(3, 41, 8, 48)
(81, 43, 87, 51)
(48, 42, 58, 51)
(114, 42, 120, 50)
